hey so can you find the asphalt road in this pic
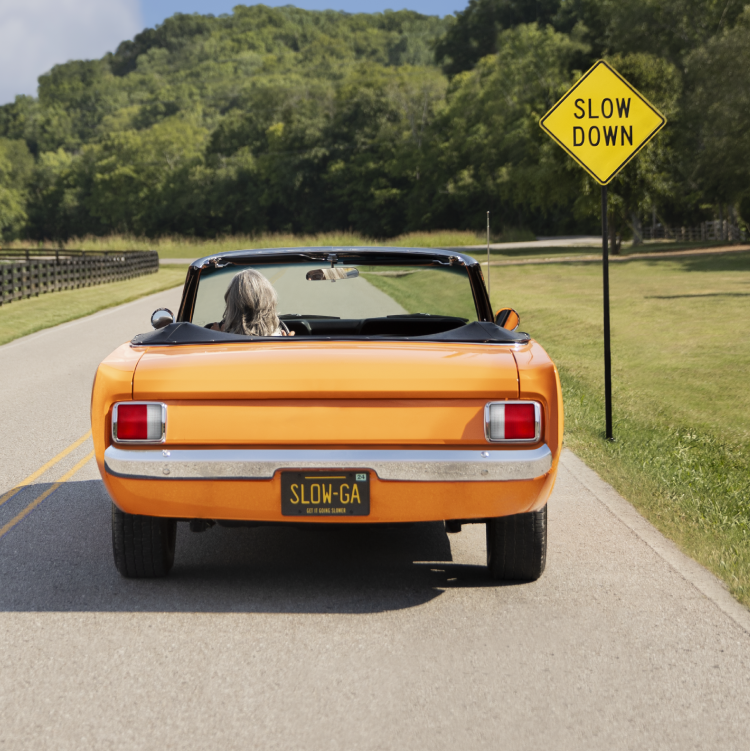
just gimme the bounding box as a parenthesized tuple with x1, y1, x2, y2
(1, 287, 749, 750)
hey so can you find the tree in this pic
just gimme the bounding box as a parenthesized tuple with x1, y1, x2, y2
(588, 53, 683, 249)
(681, 7, 750, 213)
(323, 65, 447, 237)
(602, 0, 746, 68)
(86, 117, 209, 235)
(0, 138, 34, 240)
(421, 24, 590, 232)
(0, 3, 744, 241)
(436, 0, 562, 76)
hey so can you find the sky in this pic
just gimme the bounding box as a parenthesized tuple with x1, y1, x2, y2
(0, 0, 469, 106)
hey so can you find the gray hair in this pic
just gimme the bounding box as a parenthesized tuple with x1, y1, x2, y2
(222, 269, 280, 336)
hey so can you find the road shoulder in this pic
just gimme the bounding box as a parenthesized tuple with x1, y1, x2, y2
(561, 448, 750, 634)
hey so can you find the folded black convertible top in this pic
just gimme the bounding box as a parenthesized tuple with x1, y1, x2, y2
(131, 321, 529, 346)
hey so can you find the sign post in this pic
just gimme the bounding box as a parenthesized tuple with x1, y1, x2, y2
(539, 60, 666, 440)
(601, 185, 612, 439)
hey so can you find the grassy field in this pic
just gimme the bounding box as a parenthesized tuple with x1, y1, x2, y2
(480, 239, 736, 263)
(0, 266, 188, 347)
(5, 230, 489, 258)
(368, 253, 750, 608)
(5, 232, 736, 264)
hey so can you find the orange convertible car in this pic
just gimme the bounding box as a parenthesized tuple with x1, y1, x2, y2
(91, 247, 562, 580)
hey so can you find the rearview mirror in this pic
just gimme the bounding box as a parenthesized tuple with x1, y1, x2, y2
(151, 308, 175, 330)
(306, 268, 359, 281)
(495, 308, 520, 331)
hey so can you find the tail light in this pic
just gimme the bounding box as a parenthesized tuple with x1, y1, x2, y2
(485, 401, 541, 442)
(112, 403, 166, 443)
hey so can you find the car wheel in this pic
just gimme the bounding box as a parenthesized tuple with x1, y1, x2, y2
(112, 503, 177, 578)
(486, 505, 547, 582)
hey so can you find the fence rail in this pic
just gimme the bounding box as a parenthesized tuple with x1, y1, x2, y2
(0, 250, 159, 306)
(640, 221, 746, 243)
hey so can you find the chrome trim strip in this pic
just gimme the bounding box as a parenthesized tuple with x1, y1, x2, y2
(104, 445, 552, 482)
(484, 401, 542, 443)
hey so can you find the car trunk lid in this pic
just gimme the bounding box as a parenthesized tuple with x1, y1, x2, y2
(132, 341, 519, 400)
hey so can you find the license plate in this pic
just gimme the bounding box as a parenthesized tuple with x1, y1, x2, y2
(281, 471, 370, 517)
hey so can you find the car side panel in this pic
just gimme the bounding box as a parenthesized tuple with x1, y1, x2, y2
(513, 341, 564, 511)
(91, 343, 144, 478)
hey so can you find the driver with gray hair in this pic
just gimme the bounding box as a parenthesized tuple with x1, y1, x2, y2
(210, 268, 293, 336)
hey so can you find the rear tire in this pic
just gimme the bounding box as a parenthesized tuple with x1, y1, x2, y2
(486, 505, 547, 582)
(112, 503, 176, 578)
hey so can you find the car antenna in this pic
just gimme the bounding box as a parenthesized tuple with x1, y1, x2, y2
(486, 211, 491, 307)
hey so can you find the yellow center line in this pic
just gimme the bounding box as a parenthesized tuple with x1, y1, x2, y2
(0, 430, 92, 509)
(0, 450, 95, 540)
(268, 267, 288, 284)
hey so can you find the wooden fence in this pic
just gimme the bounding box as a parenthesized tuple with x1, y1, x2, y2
(640, 221, 746, 243)
(0, 250, 159, 306)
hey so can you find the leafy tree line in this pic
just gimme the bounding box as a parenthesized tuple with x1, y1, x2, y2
(0, 1, 748, 242)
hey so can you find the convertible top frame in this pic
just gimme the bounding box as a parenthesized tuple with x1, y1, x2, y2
(176, 246, 494, 324)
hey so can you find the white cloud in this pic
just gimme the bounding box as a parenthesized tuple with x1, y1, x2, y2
(0, 0, 143, 105)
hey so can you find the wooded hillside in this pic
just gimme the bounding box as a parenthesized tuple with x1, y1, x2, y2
(0, 1, 748, 241)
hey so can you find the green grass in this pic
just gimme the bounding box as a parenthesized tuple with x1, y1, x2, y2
(625, 239, 733, 254)
(362, 268, 476, 317)
(368, 253, 750, 608)
(481, 239, 740, 263)
(5, 230, 488, 258)
(0, 266, 188, 346)
(486, 245, 597, 261)
(6, 233, 738, 264)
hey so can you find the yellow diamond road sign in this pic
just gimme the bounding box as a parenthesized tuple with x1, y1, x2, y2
(540, 60, 666, 185)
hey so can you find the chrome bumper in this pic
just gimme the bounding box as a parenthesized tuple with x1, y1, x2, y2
(104, 445, 552, 482)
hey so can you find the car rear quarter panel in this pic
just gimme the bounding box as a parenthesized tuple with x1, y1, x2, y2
(91, 343, 143, 478)
(513, 341, 564, 510)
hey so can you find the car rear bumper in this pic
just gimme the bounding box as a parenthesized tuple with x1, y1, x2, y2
(104, 445, 552, 483)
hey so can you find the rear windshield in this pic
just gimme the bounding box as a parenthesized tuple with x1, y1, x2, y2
(192, 262, 479, 327)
